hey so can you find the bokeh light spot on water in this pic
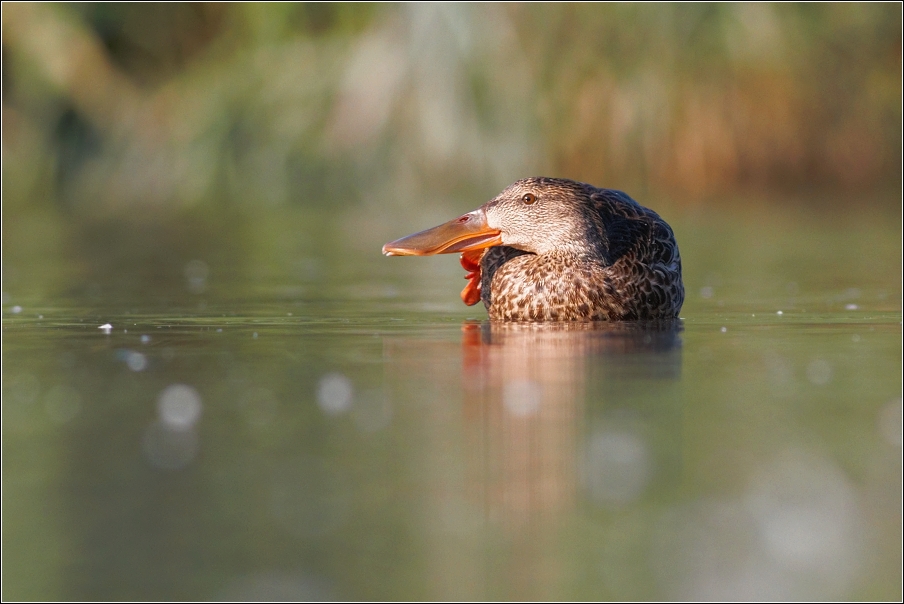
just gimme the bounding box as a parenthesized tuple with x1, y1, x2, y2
(142, 421, 199, 471)
(845, 303, 859, 310)
(805, 359, 832, 386)
(317, 373, 353, 416)
(157, 384, 202, 429)
(44, 385, 82, 424)
(745, 451, 863, 582)
(700, 286, 714, 299)
(125, 350, 148, 372)
(502, 380, 542, 417)
(11, 305, 23, 314)
(720, 326, 727, 333)
(140, 334, 151, 344)
(652, 450, 864, 600)
(653, 501, 788, 601)
(583, 430, 650, 506)
(184, 259, 209, 294)
(878, 398, 903, 447)
(99, 323, 113, 333)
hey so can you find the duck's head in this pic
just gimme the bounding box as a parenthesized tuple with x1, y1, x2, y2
(382, 177, 598, 259)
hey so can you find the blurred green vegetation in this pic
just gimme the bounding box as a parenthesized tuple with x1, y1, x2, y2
(2, 3, 901, 216)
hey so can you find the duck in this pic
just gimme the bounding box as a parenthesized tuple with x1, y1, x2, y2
(382, 177, 684, 321)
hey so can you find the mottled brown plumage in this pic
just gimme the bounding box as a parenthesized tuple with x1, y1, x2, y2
(383, 177, 684, 322)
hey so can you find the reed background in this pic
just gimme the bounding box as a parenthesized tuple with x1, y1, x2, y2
(3, 3, 900, 216)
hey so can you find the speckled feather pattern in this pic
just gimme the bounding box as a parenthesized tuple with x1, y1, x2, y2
(479, 178, 684, 321)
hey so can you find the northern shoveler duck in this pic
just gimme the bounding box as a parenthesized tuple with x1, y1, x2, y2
(382, 177, 684, 321)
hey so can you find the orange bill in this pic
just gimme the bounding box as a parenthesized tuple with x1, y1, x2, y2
(381, 209, 502, 256)
(459, 249, 485, 306)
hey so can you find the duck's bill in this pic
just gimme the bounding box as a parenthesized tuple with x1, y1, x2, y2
(382, 209, 502, 256)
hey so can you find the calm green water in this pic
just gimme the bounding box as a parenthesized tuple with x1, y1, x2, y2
(2, 203, 901, 600)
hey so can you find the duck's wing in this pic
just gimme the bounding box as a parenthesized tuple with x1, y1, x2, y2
(590, 188, 684, 318)
(587, 188, 653, 265)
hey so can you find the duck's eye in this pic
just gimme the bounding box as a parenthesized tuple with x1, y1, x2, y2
(522, 193, 537, 205)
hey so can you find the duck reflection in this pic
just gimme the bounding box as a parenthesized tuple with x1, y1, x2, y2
(382, 320, 682, 597)
(460, 320, 682, 528)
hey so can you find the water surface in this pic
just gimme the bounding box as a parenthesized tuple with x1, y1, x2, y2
(3, 203, 901, 600)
